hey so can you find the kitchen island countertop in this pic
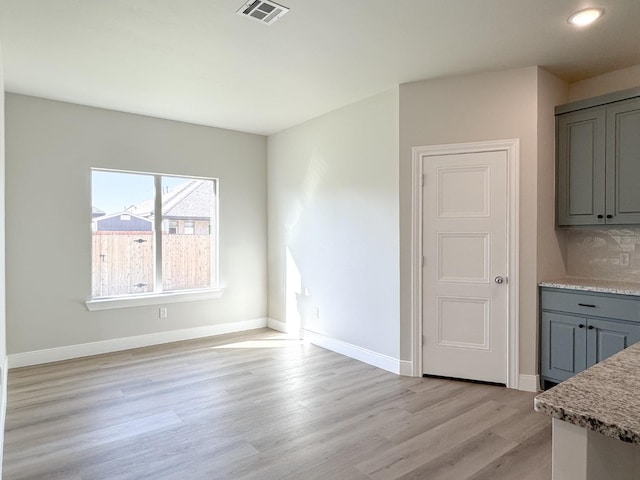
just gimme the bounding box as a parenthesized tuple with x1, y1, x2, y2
(534, 341, 640, 444)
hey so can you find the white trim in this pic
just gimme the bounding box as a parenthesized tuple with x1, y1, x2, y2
(90, 167, 221, 300)
(267, 318, 288, 333)
(410, 147, 424, 377)
(267, 318, 305, 339)
(399, 360, 413, 376)
(518, 374, 540, 392)
(8, 318, 267, 368)
(410, 139, 521, 388)
(86, 288, 224, 311)
(304, 329, 403, 375)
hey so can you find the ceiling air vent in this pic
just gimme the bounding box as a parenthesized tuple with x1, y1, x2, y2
(236, 0, 289, 25)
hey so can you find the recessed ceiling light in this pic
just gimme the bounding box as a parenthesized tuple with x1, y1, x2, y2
(568, 8, 604, 27)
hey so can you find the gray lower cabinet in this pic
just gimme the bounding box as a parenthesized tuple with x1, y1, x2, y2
(540, 288, 640, 386)
(556, 91, 640, 226)
(541, 311, 587, 383)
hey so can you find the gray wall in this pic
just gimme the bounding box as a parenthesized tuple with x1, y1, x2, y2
(536, 68, 569, 282)
(399, 67, 543, 376)
(0, 52, 6, 363)
(569, 63, 640, 102)
(5, 94, 267, 354)
(267, 88, 400, 359)
(0, 41, 7, 476)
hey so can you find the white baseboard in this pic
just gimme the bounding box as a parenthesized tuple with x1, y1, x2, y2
(267, 318, 304, 338)
(8, 318, 269, 369)
(398, 360, 414, 376)
(303, 329, 403, 375)
(518, 374, 540, 392)
(267, 318, 288, 333)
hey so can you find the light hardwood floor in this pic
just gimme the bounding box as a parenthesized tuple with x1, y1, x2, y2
(3, 328, 551, 479)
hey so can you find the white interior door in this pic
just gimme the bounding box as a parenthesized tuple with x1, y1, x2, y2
(422, 149, 508, 384)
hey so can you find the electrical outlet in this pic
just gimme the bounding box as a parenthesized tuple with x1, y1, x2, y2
(159, 307, 168, 318)
(620, 253, 630, 267)
(314, 307, 320, 319)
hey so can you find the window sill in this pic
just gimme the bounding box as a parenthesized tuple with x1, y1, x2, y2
(86, 289, 224, 311)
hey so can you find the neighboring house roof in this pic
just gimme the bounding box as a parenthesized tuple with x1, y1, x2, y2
(93, 211, 154, 232)
(93, 212, 152, 224)
(92, 206, 106, 218)
(129, 180, 213, 219)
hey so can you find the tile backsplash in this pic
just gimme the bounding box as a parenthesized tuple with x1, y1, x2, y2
(567, 228, 640, 283)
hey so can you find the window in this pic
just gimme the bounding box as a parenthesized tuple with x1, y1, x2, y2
(90, 169, 219, 302)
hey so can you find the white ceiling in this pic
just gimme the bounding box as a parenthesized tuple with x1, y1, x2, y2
(1, 0, 640, 135)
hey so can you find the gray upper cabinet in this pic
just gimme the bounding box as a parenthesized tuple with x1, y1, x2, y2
(606, 98, 640, 224)
(556, 90, 640, 226)
(557, 108, 606, 225)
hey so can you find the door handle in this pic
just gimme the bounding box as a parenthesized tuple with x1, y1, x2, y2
(494, 276, 505, 284)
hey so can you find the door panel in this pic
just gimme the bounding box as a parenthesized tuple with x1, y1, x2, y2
(422, 150, 507, 383)
(586, 318, 640, 367)
(606, 98, 640, 223)
(436, 296, 489, 350)
(437, 232, 488, 283)
(437, 165, 490, 217)
(557, 108, 606, 225)
(540, 312, 587, 383)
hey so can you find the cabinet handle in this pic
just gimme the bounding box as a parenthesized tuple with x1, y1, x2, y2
(606, 214, 613, 219)
(597, 214, 604, 219)
(578, 324, 585, 328)
(578, 303, 596, 308)
(588, 325, 594, 330)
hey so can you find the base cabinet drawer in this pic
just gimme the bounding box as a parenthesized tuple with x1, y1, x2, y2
(540, 288, 640, 387)
(541, 289, 640, 322)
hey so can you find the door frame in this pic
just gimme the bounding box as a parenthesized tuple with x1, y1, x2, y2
(410, 139, 520, 388)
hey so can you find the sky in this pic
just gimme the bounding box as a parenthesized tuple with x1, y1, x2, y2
(91, 171, 189, 215)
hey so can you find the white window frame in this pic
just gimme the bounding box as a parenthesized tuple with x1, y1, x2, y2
(86, 168, 223, 311)
(183, 220, 195, 235)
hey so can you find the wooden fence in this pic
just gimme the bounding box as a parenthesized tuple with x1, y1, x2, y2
(92, 232, 211, 297)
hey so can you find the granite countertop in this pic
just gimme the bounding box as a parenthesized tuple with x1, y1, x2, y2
(534, 342, 640, 444)
(539, 277, 640, 297)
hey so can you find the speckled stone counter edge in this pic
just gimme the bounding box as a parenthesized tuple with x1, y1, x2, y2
(534, 396, 640, 444)
(539, 277, 640, 297)
(534, 343, 640, 445)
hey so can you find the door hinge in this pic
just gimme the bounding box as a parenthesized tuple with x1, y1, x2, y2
(421, 174, 426, 187)
(421, 256, 425, 267)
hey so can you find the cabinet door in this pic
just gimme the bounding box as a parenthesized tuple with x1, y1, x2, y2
(606, 98, 640, 224)
(557, 108, 606, 226)
(586, 318, 640, 368)
(541, 312, 587, 382)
